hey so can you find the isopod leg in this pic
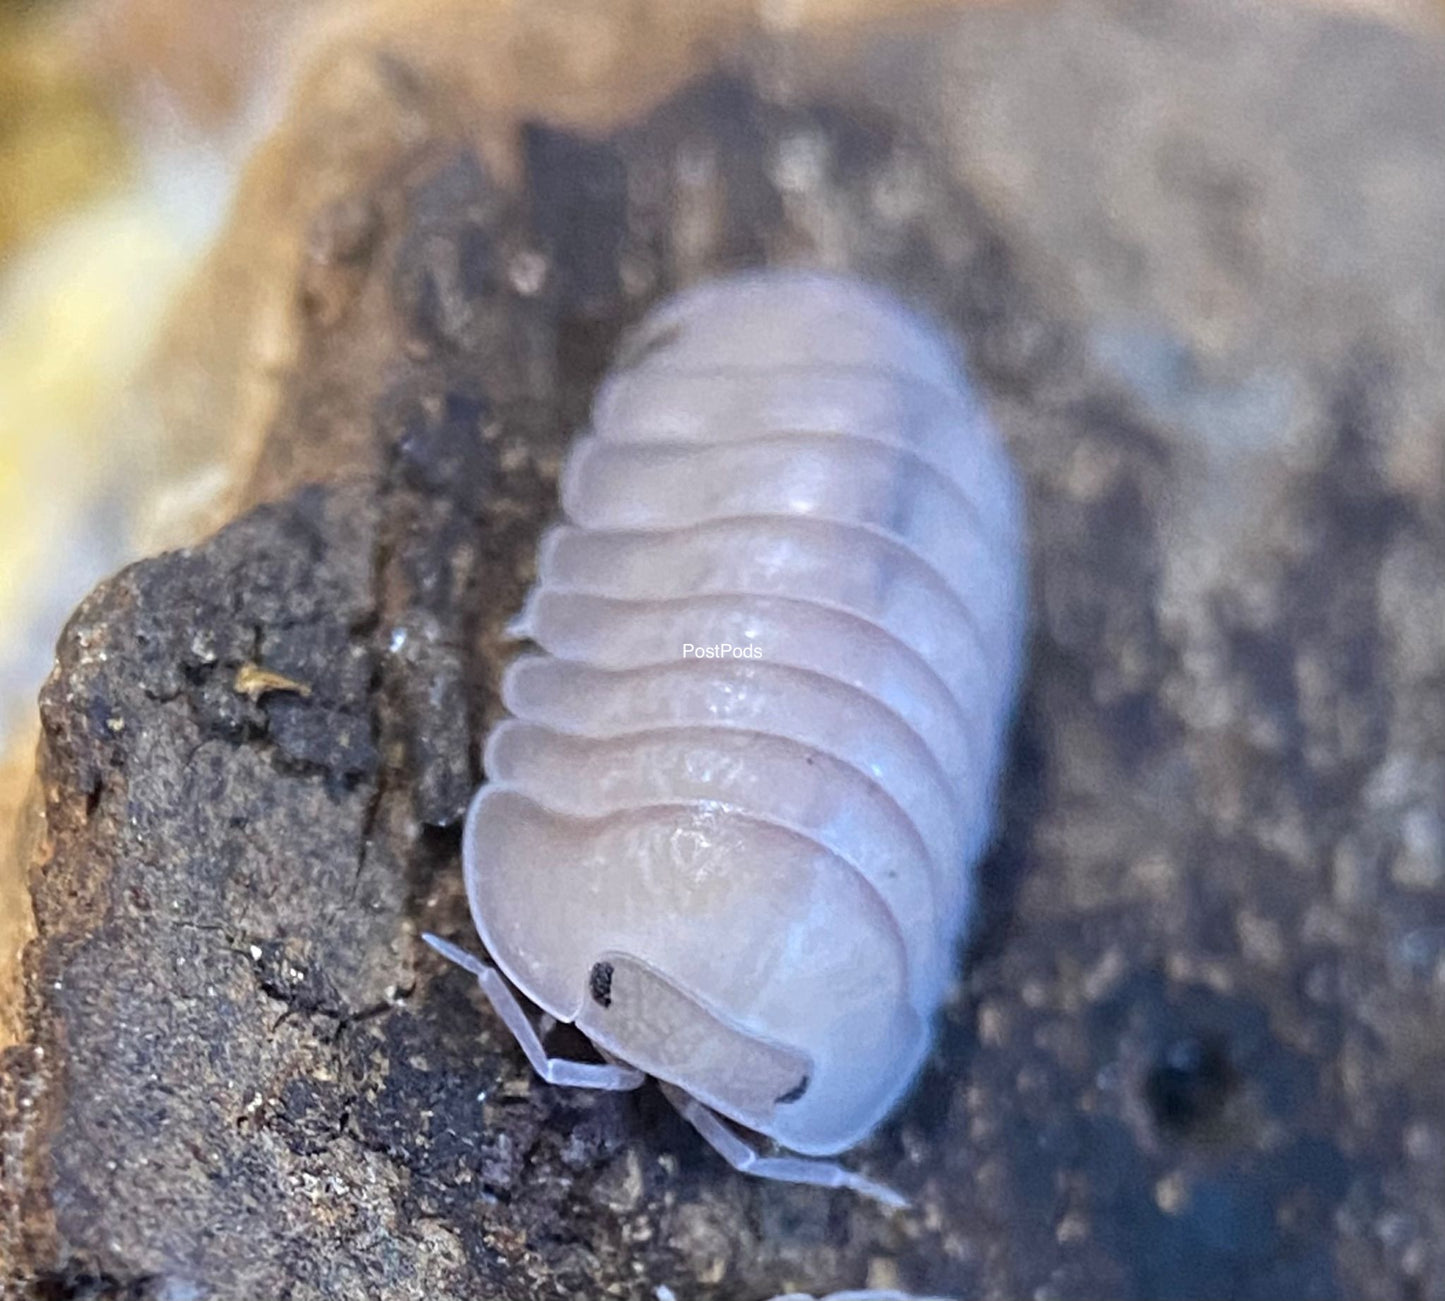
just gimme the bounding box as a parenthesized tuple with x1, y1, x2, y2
(661, 1083, 908, 1209)
(422, 933, 646, 1091)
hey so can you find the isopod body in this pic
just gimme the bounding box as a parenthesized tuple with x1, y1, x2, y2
(443, 269, 1026, 1184)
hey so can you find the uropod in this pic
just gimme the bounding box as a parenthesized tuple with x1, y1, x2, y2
(426, 269, 1027, 1205)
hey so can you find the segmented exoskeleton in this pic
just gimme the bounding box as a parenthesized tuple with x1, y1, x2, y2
(427, 269, 1027, 1206)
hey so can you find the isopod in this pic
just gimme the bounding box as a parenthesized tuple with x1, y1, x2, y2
(426, 269, 1027, 1205)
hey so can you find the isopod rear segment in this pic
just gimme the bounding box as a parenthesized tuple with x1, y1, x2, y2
(426, 269, 1027, 1204)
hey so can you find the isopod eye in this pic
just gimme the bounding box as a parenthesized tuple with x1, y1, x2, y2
(588, 960, 615, 1008)
(774, 1074, 810, 1106)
